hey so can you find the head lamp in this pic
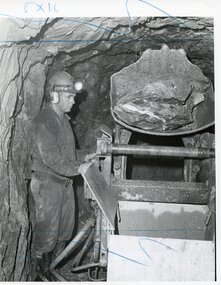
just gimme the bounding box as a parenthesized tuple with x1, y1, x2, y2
(74, 82, 83, 91)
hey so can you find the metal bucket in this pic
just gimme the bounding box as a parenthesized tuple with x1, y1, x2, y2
(110, 45, 214, 136)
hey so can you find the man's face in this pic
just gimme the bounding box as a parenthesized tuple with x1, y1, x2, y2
(57, 92, 76, 113)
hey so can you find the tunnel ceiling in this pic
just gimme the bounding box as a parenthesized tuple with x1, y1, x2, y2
(0, 16, 214, 281)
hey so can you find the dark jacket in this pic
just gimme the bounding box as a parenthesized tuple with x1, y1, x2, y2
(31, 105, 83, 178)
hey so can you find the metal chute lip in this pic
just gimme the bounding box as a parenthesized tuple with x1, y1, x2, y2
(110, 107, 214, 136)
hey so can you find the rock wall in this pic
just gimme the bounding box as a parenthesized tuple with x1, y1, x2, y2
(0, 17, 214, 280)
(0, 19, 53, 280)
(0, 44, 49, 280)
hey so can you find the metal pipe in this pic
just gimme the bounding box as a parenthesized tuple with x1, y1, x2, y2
(107, 144, 215, 158)
(93, 209, 102, 263)
(72, 262, 104, 272)
(50, 218, 95, 273)
(73, 228, 95, 267)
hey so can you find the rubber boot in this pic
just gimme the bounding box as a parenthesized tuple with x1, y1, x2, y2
(36, 252, 52, 281)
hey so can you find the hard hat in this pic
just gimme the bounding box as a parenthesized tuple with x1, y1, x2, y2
(47, 71, 76, 94)
(46, 71, 83, 103)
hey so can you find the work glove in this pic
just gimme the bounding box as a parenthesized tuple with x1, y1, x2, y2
(84, 153, 96, 163)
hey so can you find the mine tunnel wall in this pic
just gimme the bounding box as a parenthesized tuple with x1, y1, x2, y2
(0, 17, 214, 280)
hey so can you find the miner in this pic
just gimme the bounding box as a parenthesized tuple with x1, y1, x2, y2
(29, 71, 95, 278)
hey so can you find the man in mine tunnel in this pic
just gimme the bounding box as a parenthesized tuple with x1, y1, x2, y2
(29, 71, 95, 280)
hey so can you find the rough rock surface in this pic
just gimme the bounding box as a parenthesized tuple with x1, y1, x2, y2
(0, 16, 214, 280)
(0, 45, 48, 280)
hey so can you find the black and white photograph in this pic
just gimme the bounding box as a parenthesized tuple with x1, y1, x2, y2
(0, 1, 218, 282)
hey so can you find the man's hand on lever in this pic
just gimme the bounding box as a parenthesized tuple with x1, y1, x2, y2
(84, 153, 96, 163)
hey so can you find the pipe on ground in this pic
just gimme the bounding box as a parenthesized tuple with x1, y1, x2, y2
(72, 262, 105, 272)
(73, 228, 95, 267)
(50, 218, 95, 280)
